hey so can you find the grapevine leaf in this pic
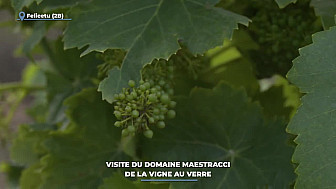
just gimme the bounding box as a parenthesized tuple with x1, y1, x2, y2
(273, 75, 301, 118)
(39, 0, 89, 11)
(98, 68, 122, 103)
(274, 0, 296, 8)
(21, 63, 48, 122)
(62, 0, 249, 103)
(10, 124, 55, 166)
(142, 83, 295, 188)
(36, 88, 131, 189)
(20, 163, 43, 189)
(11, 0, 43, 12)
(311, 0, 336, 29)
(256, 75, 301, 121)
(44, 39, 101, 123)
(22, 22, 47, 55)
(287, 26, 336, 188)
(44, 72, 73, 123)
(0, 163, 24, 189)
(49, 40, 100, 81)
(256, 86, 293, 120)
(22, 63, 46, 87)
(99, 173, 169, 189)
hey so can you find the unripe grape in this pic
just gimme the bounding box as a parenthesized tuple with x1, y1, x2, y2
(144, 82, 151, 89)
(150, 87, 157, 93)
(160, 94, 170, 104)
(169, 101, 176, 108)
(167, 89, 174, 96)
(131, 110, 139, 118)
(153, 115, 160, 121)
(164, 83, 170, 89)
(148, 94, 157, 102)
(127, 95, 134, 101)
(144, 129, 153, 138)
(153, 108, 160, 115)
(136, 117, 142, 123)
(131, 91, 137, 98)
(159, 80, 165, 86)
(149, 80, 155, 86)
(114, 121, 121, 127)
(160, 107, 168, 113)
(128, 80, 135, 87)
(140, 85, 146, 91)
(125, 106, 132, 112)
(122, 129, 129, 137)
(127, 125, 136, 132)
(149, 117, 155, 124)
(157, 121, 165, 128)
(119, 94, 125, 100)
(167, 110, 176, 119)
(114, 111, 122, 118)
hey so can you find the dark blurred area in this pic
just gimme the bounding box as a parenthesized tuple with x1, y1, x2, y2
(0, 10, 27, 82)
(0, 9, 29, 187)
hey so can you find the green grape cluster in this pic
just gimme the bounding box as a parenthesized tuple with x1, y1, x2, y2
(113, 59, 176, 139)
(221, 0, 322, 78)
(249, 0, 321, 78)
(96, 49, 126, 79)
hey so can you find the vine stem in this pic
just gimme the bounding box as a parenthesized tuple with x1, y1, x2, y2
(120, 117, 132, 123)
(0, 82, 45, 93)
(0, 91, 26, 146)
(4, 91, 25, 124)
(0, 82, 45, 145)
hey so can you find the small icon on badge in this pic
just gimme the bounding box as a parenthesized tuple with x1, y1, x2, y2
(18, 11, 25, 21)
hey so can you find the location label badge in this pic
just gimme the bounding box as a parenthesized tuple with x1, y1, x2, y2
(19, 12, 25, 21)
